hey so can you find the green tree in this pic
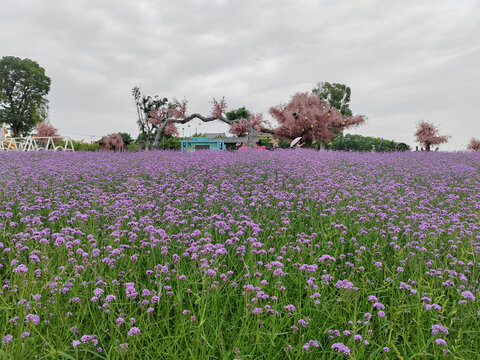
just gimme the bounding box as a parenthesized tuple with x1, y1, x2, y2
(226, 107, 249, 121)
(322, 133, 410, 152)
(0, 56, 51, 137)
(312, 82, 352, 117)
(156, 135, 181, 150)
(118, 132, 134, 145)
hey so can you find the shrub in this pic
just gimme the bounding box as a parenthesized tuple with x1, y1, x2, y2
(323, 134, 410, 152)
(57, 140, 99, 151)
(277, 138, 291, 149)
(156, 136, 181, 150)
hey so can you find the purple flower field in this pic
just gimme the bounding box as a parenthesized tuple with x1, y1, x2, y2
(0, 150, 479, 359)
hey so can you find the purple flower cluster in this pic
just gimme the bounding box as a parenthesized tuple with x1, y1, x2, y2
(331, 342, 351, 355)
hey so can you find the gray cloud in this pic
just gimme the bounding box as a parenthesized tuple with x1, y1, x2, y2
(1, 0, 478, 149)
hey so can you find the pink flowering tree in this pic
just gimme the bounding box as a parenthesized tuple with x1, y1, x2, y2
(414, 120, 449, 151)
(35, 121, 59, 138)
(149, 96, 231, 147)
(210, 97, 227, 119)
(35, 121, 60, 144)
(102, 133, 124, 151)
(230, 112, 267, 136)
(139, 93, 275, 147)
(270, 92, 366, 149)
(171, 98, 188, 120)
(149, 98, 188, 147)
(132, 87, 169, 150)
(467, 137, 480, 151)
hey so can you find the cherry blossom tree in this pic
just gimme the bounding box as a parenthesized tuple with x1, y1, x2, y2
(132, 86, 169, 150)
(230, 112, 267, 136)
(35, 121, 59, 138)
(102, 133, 124, 151)
(137, 93, 273, 147)
(270, 92, 366, 149)
(414, 120, 449, 151)
(210, 97, 227, 119)
(35, 121, 60, 144)
(467, 137, 480, 151)
(171, 97, 229, 124)
(149, 98, 187, 147)
(147, 96, 231, 146)
(171, 98, 188, 120)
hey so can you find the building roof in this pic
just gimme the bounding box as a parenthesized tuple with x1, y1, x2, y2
(204, 132, 226, 137)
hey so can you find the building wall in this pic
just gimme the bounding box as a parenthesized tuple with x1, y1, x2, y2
(175, 118, 232, 137)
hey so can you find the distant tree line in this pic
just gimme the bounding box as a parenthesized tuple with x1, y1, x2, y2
(322, 134, 410, 152)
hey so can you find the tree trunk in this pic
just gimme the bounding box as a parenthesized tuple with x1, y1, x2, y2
(144, 131, 151, 150)
(247, 126, 255, 148)
(153, 129, 161, 149)
(319, 140, 326, 151)
(425, 143, 431, 151)
(153, 121, 169, 149)
(12, 125, 20, 138)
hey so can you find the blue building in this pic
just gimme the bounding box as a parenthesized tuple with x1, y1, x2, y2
(180, 137, 226, 152)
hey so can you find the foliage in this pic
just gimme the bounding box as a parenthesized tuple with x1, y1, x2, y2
(57, 139, 99, 151)
(312, 82, 352, 117)
(132, 88, 187, 149)
(226, 107, 249, 121)
(132, 86, 170, 149)
(155, 135, 181, 150)
(414, 120, 449, 151)
(257, 136, 273, 147)
(230, 112, 266, 136)
(126, 142, 139, 151)
(78, 142, 100, 151)
(210, 96, 227, 119)
(148, 98, 187, 147)
(467, 137, 480, 151)
(118, 132, 134, 145)
(0, 56, 51, 137)
(34, 121, 60, 145)
(35, 121, 59, 138)
(270, 92, 365, 148)
(277, 137, 291, 148)
(324, 133, 410, 151)
(100, 133, 124, 151)
(170, 98, 188, 121)
(148, 104, 179, 137)
(135, 131, 155, 144)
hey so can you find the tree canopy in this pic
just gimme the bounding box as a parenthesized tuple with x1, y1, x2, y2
(312, 82, 352, 117)
(132, 86, 169, 149)
(226, 107, 249, 121)
(325, 133, 410, 152)
(466, 137, 480, 151)
(270, 92, 365, 148)
(414, 120, 449, 151)
(0, 56, 51, 137)
(230, 112, 267, 136)
(35, 121, 59, 138)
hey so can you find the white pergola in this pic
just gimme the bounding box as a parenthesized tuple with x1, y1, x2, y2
(0, 136, 75, 151)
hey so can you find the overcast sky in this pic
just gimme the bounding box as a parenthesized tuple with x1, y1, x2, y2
(1, 0, 479, 149)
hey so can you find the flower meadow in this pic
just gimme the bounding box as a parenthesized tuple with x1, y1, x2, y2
(0, 150, 479, 359)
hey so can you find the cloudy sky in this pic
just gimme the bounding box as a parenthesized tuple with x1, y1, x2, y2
(1, 0, 478, 149)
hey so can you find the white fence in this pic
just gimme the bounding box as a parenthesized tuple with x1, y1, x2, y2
(0, 136, 75, 151)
